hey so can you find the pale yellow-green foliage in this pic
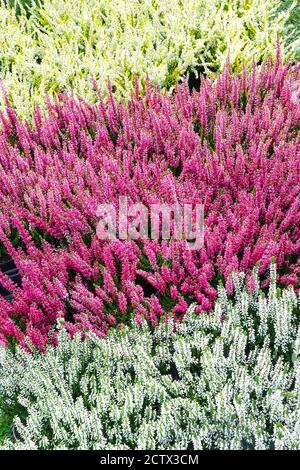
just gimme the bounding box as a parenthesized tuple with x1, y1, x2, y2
(0, 0, 295, 117)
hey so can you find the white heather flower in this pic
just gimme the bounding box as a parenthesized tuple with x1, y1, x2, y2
(0, 266, 299, 450)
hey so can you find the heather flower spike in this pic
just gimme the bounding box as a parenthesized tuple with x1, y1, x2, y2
(0, 55, 299, 347)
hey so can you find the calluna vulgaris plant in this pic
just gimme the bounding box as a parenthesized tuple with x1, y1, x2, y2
(0, 0, 297, 117)
(0, 54, 299, 348)
(281, 0, 300, 61)
(0, 267, 299, 450)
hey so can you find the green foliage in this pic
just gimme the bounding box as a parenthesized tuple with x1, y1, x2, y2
(280, 0, 300, 61)
(0, 402, 12, 445)
(0, 0, 296, 117)
(0, 266, 299, 450)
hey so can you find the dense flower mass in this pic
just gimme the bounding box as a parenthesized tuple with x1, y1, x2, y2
(0, 270, 299, 450)
(0, 55, 299, 348)
(0, 0, 296, 117)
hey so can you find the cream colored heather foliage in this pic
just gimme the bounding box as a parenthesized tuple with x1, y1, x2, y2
(0, 0, 296, 117)
(0, 266, 299, 450)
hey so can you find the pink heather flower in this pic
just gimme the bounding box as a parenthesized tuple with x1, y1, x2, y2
(170, 285, 178, 300)
(201, 298, 212, 311)
(247, 274, 259, 294)
(173, 297, 188, 316)
(0, 51, 299, 347)
(28, 304, 44, 325)
(134, 314, 143, 327)
(106, 314, 117, 326)
(195, 305, 203, 314)
(26, 327, 48, 350)
(117, 292, 128, 314)
(148, 296, 164, 316)
(291, 79, 300, 105)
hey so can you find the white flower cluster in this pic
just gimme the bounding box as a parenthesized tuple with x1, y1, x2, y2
(0, 266, 299, 450)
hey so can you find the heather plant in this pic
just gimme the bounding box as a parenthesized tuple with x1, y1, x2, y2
(281, 0, 300, 61)
(0, 56, 299, 347)
(0, 403, 10, 445)
(0, 0, 296, 117)
(0, 269, 299, 450)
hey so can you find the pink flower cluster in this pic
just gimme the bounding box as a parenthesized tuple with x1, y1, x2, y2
(0, 54, 299, 348)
